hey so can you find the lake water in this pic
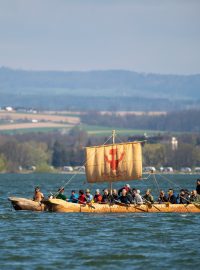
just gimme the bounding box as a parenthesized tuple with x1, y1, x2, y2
(0, 173, 200, 270)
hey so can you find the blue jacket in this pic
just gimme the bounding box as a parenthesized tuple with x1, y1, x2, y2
(168, 194, 178, 204)
(68, 193, 78, 203)
(86, 194, 93, 203)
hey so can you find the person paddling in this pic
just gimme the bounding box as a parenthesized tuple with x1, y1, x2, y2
(118, 189, 132, 204)
(110, 189, 119, 203)
(33, 186, 44, 203)
(133, 189, 143, 205)
(143, 189, 154, 203)
(56, 187, 67, 201)
(94, 189, 102, 203)
(68, 190, 78, 203)
(157, 190, 168, 203)
(190, 190, 200, 203)
(196, 179, 200, 195)
(101, 189, 110, 203)
(167, 189, 177, 204)
(85, 189, 93, 203)
(78, 190, 87, 204)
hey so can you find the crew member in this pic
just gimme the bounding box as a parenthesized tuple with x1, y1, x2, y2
(78, 190, 87, 204)
(143, 189, 154, 203)
(94, 189, 102, 203)
(68, 190, 78, 203)
(133, 189, 143, 205)
(56, 187, 67, 201)
(167, 189, 177, 204)
(118, 184, 131, 196)
(157, 190, 168, 203)
(119, 189, 132, 204)
(85, 189, 93, 203)
(33, 186, 44, 203)
(196, 179, 200, 195)
(101, 189, 110, 203)
(190, 190, 200, 203)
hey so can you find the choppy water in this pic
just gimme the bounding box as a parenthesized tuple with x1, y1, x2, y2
(0, 173, 200, 270)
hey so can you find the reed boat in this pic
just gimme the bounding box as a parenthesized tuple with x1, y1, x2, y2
(46, 199, 200, 213)
(8, 197, 46, 211)
(9, 130, 200, 214)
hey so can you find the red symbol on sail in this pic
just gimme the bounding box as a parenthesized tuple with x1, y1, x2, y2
(105, 149, 125, 171)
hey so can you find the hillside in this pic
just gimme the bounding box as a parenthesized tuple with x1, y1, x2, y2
(0, 67, 200, 111)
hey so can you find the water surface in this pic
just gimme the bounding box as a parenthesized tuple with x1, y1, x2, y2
(0, 173, 200, 270)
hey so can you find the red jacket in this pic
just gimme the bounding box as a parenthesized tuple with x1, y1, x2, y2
(125, 187, 131, 192)
(94, 194, 102, 203)
(78, 194, 87, 204)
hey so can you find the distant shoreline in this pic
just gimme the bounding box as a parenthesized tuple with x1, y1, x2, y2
(0, 171, 199, 176)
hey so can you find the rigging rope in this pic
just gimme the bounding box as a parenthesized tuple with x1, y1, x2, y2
(152, 173, 161, 194)
(157, 173, 183, 190)
(116, 132, 183, 196)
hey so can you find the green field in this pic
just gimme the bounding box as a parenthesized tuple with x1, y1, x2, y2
(0, 122, 178, 136)
(80, 124, 165, 136)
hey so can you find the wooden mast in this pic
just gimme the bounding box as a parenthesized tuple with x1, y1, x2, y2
(109, 130, 116, 195)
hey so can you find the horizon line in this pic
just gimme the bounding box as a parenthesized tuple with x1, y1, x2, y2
(0, 66, 199, 77)
(0, 65, 200, 76)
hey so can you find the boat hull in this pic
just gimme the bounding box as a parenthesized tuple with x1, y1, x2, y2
(46, 199, 200, 213)
(8, 197, 200, 213)
(8, 197, 46, 211)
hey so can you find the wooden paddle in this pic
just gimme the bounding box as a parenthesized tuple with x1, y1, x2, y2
(114, 200, 131, 207)
(114, 200, 147, 212)
(78, 200, 95, 209)
(142, 197, 161, 212)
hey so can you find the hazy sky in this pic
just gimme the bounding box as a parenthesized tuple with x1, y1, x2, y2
(0, 0, 200, 74)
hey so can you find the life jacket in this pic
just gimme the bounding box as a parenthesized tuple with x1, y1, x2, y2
(94, 194, 102, 203)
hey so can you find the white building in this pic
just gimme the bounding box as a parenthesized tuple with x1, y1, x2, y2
(31, 119, 38, 123)
(171, 137, 178, 151)
(5, 106, 13, 111)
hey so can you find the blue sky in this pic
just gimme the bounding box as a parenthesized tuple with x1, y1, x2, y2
(0, 0, 200, 74)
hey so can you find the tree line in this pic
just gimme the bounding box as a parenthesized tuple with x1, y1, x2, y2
(1, 128, 200, 172)
(81, 110, 200, 132)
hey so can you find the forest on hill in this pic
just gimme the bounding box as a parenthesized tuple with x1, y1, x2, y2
(81, 110, 200, 132)
(0, 67, 200, 111)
